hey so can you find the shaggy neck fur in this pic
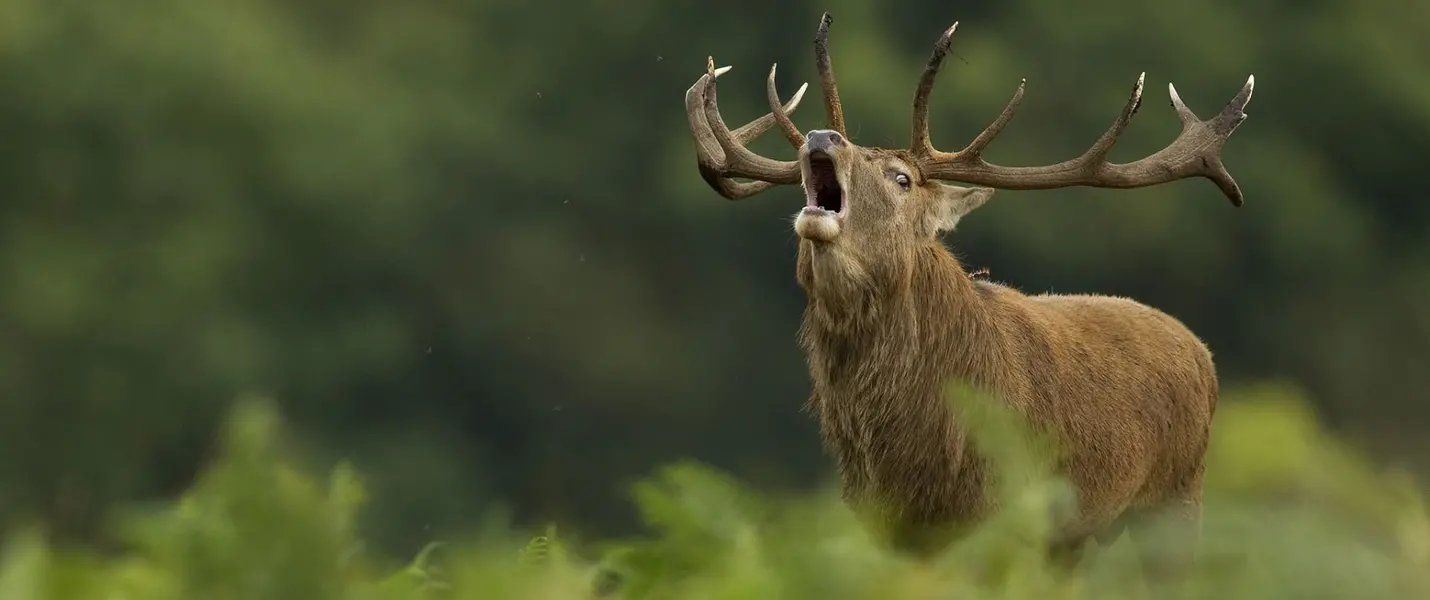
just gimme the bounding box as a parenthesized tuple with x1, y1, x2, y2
(796, 238, 1003, 553)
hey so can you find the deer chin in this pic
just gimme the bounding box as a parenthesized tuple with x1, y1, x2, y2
(795, 152, 845, 243)
(795, 206, 842, 242)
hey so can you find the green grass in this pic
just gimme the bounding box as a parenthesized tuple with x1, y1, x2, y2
(2, 383, 1427, 600)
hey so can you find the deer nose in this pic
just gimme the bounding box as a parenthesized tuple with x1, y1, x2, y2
(806, 129, 845, 153)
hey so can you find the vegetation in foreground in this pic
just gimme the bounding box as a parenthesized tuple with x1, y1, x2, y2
(1, 383, 1427, 600)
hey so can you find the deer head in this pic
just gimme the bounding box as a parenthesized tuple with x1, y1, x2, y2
(685, 14, 1255, 262)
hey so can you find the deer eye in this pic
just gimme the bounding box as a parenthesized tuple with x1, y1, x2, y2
(893, 173, 911, 190)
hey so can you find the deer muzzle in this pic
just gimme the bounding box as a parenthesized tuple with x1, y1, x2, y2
(796, 132, 847, 244)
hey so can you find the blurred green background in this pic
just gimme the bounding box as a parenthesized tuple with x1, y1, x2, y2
(0, 0, 1425, 561)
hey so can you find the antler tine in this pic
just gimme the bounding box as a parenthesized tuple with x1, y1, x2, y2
(911, 22, 1027, 163)
(917, 62, 1257, 206)
(814, 13, 847, 137)
(767, 64, 806, 148)
(910, 22, 958, 158)
(684, 57, 809, 199)
(962, 80, 1027, 159)
(1078, 72, 1146, 165)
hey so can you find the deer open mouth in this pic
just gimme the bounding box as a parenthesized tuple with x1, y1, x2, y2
(804, 152, 843, 214)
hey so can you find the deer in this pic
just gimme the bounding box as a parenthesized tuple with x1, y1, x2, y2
(681, 13, 1254, 581)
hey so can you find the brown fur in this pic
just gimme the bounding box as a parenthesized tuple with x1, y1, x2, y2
(791, 145, 1218, 574)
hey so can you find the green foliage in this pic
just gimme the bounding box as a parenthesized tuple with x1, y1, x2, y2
(2, 385, 1427, 599)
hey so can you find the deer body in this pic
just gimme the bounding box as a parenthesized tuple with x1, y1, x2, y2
(682, 12, 1252, 576)
(798, 238, 1217, 555)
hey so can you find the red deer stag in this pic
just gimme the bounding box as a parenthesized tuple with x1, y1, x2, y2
(682, 13, 1254, 578)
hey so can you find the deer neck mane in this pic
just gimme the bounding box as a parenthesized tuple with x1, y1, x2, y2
(796, 239, 998, 536)
(795, 238, 1000, 440)
(797, 240, 989, 378)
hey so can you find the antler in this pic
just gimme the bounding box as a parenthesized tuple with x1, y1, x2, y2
(685, 57, 809, 200)
(814, 12, 848, 138)
(908, 23, 1256, 206)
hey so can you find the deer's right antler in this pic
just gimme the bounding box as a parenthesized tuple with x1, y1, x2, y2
(685, 57, 808, 200)
(908, 23, 1256, 206)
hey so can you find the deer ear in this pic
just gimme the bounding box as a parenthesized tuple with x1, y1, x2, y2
(928, 184, 995, 234)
